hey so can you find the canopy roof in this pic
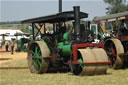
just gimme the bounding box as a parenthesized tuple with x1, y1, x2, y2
(21, 11, 88, 23)
(94, 11, 128, 21)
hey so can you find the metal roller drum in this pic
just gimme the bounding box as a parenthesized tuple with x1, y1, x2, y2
(78, 48, 109, 76)
(92, 48, 109, 75)
(78, 48, 96, 75)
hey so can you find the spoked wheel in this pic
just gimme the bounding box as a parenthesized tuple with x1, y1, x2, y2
(27, 41, 50, 74)
(70, 48, 109, 76)
(30, 46, 45, 73)
(104, 38, 124, 69)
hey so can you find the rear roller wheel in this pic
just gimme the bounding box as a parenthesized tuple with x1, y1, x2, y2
(104, 38, 124, 69)
(27, 41, 50, 74)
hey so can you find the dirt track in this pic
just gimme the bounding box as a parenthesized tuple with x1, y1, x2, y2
(0, 52, 27, 64)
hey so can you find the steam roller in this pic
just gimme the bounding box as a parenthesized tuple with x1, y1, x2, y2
(94, 10, 128, 69)
(22, 6, 110, 76)
(27, 41, 110, 76)
(104, 19, 128, 69)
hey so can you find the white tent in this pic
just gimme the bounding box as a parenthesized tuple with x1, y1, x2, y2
(0, 29, 24, 40)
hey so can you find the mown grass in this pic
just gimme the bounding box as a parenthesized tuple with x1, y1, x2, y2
(0, 59, 128, 85)
(0, 59, 28, 67)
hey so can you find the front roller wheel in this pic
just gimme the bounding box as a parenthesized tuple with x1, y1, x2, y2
(70, 48, 109, 76)
(27, 41, 50, 74)
(70, 52, 83, 75)
(104, 38, 124, 69)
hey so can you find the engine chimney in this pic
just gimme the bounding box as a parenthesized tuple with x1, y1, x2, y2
(74, 6, 80, 41)
(59, 0, 62, 13)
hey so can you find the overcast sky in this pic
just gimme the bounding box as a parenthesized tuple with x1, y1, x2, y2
(0, 0, 108, 22)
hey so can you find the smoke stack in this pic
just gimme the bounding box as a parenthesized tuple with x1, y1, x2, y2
(59, 0, 62, 13)
(74, 6, 80, 41)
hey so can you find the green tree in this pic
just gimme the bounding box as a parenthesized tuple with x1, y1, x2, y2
(104, 0, 128, 14)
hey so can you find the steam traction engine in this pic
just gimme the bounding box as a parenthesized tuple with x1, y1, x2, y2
(104, 19, 128, 69)
(22, 6, 110, 76)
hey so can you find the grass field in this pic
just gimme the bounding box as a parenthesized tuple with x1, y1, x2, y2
(0, 58, 128, 85)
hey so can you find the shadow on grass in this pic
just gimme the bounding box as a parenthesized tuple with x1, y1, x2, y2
(0, 51, 10, 53)
(0, 58, 12, 60)
(0, 67, 28, 70)
(68, 72, 112, 76)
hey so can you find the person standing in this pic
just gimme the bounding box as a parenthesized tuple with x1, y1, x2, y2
(0, 40, 2, 51)
(5, 41, 9, 52)
(10, 38, 15, 54)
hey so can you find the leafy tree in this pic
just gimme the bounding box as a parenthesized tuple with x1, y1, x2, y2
(104, 0, 128, 14)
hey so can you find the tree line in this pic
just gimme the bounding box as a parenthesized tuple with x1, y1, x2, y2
(0, 21, 21, 25)
(104, 0, 128, 14)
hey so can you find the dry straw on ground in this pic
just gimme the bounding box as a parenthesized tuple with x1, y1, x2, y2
(0, 52, 128, 85)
